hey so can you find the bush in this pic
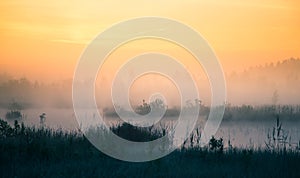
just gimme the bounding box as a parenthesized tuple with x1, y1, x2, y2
(209, 136, 224, 153)
(0, 119, 13, 138)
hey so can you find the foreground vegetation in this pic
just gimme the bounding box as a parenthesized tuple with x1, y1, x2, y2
(0, 118, 300, 178)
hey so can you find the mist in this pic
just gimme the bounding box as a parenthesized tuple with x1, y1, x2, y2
(0, 58, 299, 110)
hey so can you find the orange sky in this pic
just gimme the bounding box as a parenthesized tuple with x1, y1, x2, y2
(0, 0, 300, 82)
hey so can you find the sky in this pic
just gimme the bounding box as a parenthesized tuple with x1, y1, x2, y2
(0, 0, 300, 82)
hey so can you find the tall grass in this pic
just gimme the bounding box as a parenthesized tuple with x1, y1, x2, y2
(0, 118, 300, 177)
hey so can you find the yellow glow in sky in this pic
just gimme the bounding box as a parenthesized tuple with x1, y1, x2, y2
(0, 0, 299, 81)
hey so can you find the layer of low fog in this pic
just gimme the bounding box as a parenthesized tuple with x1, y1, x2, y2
(0, 58, 299, 110)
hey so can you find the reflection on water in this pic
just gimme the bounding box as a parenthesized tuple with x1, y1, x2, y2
(0, 108, 299, 148)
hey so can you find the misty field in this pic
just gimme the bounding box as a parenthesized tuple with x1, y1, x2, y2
(1, 118, 300, 178)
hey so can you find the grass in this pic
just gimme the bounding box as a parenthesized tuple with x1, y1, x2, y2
(0, 119, 300, 178)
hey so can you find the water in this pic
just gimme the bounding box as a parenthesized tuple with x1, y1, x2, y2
(215, 120, 300, 148)
(0, 108, 79, 130)
(0, 108, 299, 148)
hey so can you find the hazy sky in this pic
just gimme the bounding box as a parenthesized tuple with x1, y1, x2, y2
(0, 0, 300, 82)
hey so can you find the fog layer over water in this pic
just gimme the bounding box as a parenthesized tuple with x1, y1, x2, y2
(1, 108, 299, 148)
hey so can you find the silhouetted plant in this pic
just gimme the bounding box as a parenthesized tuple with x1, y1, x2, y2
(265, 115, 289, 151)
(5, 101, 23, 120)
(296, 141, 300, 151)
(5, 110, 22, 120)
(209, 136, 224, 153)
(14, 120, 20, 134)
(135, 99, 151, 115)
(111, 122, 164, 142)
(0, 119, 13, 138)
(39, 113, 46, 126)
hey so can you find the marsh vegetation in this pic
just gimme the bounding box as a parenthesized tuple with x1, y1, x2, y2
(0, 117, 299, 177)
